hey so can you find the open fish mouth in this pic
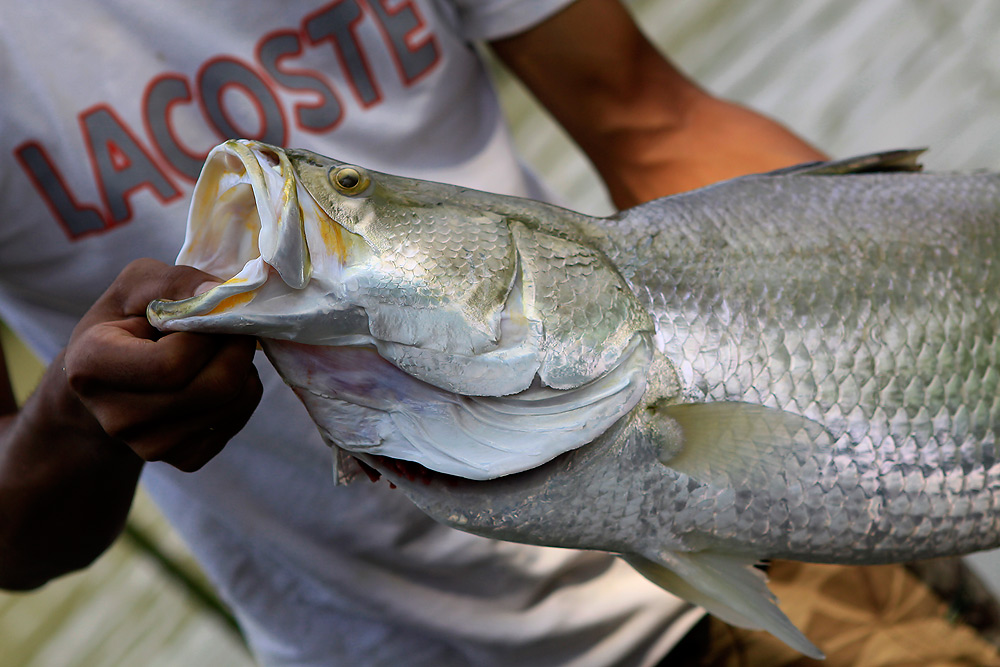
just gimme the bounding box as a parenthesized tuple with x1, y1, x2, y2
(147, 140, 363, 340)
(147, 140, 304, 328)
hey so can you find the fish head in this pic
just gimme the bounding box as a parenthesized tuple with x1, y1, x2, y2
(148, 140, 656, 479)
(148, 140, 526, 392)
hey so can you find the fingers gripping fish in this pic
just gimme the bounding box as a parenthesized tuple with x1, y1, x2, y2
(148, 140, 1000, 658)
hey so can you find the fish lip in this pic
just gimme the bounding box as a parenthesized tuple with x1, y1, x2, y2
(147, 272, 268, 326)
(149, 139, 313, 328)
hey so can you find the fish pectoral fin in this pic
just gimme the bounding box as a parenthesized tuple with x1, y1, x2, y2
(653, 401, 832, 489)
(624, 551, 823, 660)
(764, 148, 925, 176)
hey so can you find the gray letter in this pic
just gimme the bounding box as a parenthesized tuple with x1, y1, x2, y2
(14, 142, 108, 239)
(79, 106, 181, 224)
(259, 31, 344, 132)
(304, 0, 381, 107)
(198, 57, 287, 145)
(144, 75, 209, 180)
(368, 0, 439, 84)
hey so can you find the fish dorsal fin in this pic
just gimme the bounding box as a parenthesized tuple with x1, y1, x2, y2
(653, 401, 832, 490)
(624, 551, 823, 659)
(764, 148, 926, 176)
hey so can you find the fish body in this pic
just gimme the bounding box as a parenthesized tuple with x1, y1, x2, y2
(149, 141, 1000, 657)
(606, 165, 1000, 565)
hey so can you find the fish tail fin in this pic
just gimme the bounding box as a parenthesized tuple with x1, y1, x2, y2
(623, 551, 824, 660)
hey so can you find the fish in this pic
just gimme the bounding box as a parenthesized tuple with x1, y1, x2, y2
(148, 139, 1000, 658)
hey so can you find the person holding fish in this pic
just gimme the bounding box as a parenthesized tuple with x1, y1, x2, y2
(3, 0, 998, 665)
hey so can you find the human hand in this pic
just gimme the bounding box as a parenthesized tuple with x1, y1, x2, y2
(64, 259, 262, 471)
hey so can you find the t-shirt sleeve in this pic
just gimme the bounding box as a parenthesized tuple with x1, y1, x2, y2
(445, 0, 578, 41)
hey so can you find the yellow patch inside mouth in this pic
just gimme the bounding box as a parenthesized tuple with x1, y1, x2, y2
(206, 290, 256, 315)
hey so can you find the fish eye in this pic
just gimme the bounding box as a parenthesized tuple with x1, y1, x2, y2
(330, 166, 370, 195)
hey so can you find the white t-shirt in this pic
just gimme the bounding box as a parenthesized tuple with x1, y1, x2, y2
(0, 2, 696, 664)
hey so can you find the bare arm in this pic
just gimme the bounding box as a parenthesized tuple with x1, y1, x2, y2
(0, 260, 261, 590)
(0, 349, 143, 589)
(491, 0, 827, 207)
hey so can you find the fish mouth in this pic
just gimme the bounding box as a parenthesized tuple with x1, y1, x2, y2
(148, 140, 325, 335)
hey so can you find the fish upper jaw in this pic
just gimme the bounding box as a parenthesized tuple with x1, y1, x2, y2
(147, 140, 370, 342)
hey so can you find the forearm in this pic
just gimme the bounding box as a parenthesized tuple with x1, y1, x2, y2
(492, 0, 699, 205)
(0, 351, 142, 590)
(492, 0, 826, 207)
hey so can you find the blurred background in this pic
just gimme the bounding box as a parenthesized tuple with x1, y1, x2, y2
(3, 0, 999, 663)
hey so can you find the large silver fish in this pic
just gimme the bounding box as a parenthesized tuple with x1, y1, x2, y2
(149, 139, 1000, 657)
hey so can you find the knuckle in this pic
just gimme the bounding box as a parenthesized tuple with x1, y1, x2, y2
(171, 435, 227, 473)
(194, 367, 237, 404)
(98, 416, 137, 444)
(122, 257, 167, 279)
(149, 335, 219, 389)
(247, 371, 264, 405)
(202, 344, 259, 400)
(64, 365, 96, 396)
(173, 457, 206, 473)
(127, 435, 174, 465)
(64, 352, 108, 400)
(152, 361, 199, 392)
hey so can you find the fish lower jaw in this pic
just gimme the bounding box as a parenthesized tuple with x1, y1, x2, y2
(146, 261, 276, 330)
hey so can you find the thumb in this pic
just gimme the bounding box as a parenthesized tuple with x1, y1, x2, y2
(110, 259, 222, 317)
(193, 279, 223, 297)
